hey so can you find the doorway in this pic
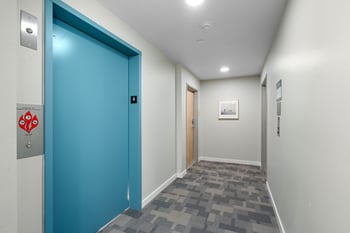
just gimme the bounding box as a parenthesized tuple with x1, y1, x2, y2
(261, 75, 268, 173)
(45, 1, 141, 233)
(186, 88, 195, 168)
(53, 19, 129, 233)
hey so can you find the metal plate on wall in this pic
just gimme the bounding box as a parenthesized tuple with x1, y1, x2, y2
(20, 10, 38, 50)
(17, 104, 43, 159)
(277, 102, 282, 116)
(276, 79, 282, 101)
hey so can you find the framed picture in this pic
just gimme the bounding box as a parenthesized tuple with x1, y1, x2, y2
(218, 100, 239, 120)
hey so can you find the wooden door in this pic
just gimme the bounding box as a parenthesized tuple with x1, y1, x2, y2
(186, 90, 194, 168)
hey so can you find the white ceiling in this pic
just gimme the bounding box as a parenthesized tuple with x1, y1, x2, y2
(97, 0, 287, 80)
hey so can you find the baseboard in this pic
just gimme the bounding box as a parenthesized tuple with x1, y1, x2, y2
(142, 174, 177, 208)
(199, 156, 261, 167)
(177, 169, 187, 178)
(266, 181, 286, 233)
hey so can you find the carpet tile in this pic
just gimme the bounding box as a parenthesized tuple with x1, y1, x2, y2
(100, 161, 280, 233)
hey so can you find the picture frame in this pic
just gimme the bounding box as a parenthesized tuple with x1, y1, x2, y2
(218, 100, 239, 120)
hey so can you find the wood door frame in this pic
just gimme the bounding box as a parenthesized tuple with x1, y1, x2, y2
(186, 85, 198, 168)
(44, 1, 142, 232)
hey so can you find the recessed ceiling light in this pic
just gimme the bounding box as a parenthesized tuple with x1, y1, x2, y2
(186, 0, 204, 7)
(220, 66, 230, 73)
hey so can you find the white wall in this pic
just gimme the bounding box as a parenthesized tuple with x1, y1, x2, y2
(199, 77, 261, 165)
(175, 65, 200, 175)
(17, 0, 44, 232)
(0, 0, 44, 232)
(263, 0, 350, 232)
(0, 1, 18, 233)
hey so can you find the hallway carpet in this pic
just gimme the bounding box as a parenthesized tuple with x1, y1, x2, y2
(100, 161, 280, 233)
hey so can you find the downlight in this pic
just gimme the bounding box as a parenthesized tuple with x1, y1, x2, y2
(186, 0, 204, 7)
(220, 67, 230, 73)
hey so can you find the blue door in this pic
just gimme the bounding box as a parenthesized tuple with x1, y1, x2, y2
(52, 19, 129, 233)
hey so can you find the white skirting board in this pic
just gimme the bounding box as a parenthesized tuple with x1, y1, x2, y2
(199, 156, 261, 167)
(142, 174, 177, 208)
(177, 169, 187, 178)
(266, 181, 286, 233)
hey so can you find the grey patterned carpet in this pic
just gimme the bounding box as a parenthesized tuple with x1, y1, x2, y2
(100, 161, 280, 233)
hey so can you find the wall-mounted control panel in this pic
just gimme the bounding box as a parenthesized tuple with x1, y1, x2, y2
(20, 10, 38, 50)
(276, 79, 282, 137)
(277, 116, 281, 137)
(277, 102, 282, 116)
(17, 104, 43, 159)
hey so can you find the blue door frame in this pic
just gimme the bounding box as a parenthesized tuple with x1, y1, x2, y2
(44, 1, 142, 232)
